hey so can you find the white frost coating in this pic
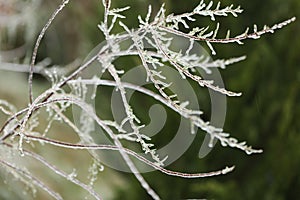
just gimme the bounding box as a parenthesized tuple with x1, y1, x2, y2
(0, 0, 295, 200)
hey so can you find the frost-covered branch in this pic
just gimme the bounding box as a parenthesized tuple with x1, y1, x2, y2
(166, 0, 243, 29)
(0, 159, 63, 200)
(160, 17, 296, 54)
(28, 0, 70, 104)
(0, 0, 295, 199)
(15, 135, 235, 178)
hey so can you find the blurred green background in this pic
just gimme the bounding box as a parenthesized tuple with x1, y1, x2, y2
(0, 0, 299, 199)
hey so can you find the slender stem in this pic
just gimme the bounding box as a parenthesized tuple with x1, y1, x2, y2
(3, 143, 102, 200)
(0, 159, 63, 200)
(23, 135, 235, 178)
(28, 0, 70, 104)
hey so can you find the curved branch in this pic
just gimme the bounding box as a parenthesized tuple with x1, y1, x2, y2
(24, 135, 235, 178)
(29, 0, 70, 104)
(2, 143, 102, 200)
(0, 159, 63, 200)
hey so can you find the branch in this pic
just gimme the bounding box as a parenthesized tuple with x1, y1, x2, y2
(23, 135, 235, 178)
(0, 159, 63, 200)
(28, 0, 70, 104)
(2, 143, 102, 200)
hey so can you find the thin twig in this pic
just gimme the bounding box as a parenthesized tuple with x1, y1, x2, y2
(0, 159, 63, 200)
(28, 0, 70, 104)
(2, 143, 102, 200)
(24, 135, 235, 178)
